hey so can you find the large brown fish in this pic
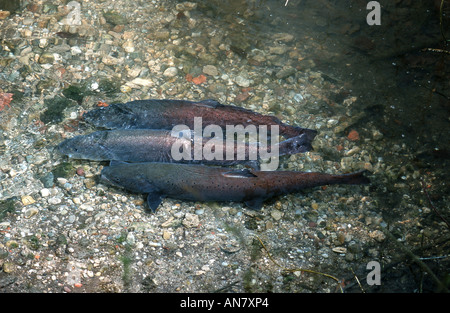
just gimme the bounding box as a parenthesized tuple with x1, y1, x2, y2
(100, 161, 370, 212)
(83, 99, 317, 141)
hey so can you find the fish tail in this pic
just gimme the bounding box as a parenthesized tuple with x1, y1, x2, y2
(278, 133, 314, 155)
(336, 170, 371, 185)
(280, 126, 317, 140)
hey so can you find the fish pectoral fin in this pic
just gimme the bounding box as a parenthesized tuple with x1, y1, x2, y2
(245, 161, 260, 171)
(244, 198, 264, 211)
(146, 192, 163, 213)
(222, 169, 257, 178)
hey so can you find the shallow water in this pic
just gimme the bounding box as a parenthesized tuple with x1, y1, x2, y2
(0, 0, 448, 294)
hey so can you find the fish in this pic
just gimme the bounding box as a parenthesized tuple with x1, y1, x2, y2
(100, 161, 370, 212)
(83, 99, 317, 141)
(56, 129, 312, 168)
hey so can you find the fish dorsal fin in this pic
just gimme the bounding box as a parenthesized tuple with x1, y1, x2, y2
(195, 99, 221, 108)
(146, 193, 163, 213)
(222, 169, 257, 178)
(245, 198, 264, 211)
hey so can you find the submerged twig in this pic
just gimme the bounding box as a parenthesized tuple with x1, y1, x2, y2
(382, 228, 449, 292)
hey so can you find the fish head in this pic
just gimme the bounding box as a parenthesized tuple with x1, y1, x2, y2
(280, 133, 313, 155)
(83, 104, 136, 129)
(56, 132, 110, 160)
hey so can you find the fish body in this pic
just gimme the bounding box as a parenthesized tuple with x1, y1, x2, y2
(83, 99, 317, 141)
(100, 162, 370, 212)
(56, 129, 312, 166)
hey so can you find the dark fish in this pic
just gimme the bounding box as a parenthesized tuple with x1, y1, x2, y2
(56, 129, 312, 167)
(100, 162, 370, 212)
(83, 99, 317, 141)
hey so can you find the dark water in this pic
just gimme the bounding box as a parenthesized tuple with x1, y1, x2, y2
(194, 0, 450, 292)
(196, 0, 449, 192)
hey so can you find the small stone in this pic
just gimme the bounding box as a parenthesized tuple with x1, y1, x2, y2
(369, 230, 386, 242)
(347, 130, 360, 141)
(122, 40, 135, 53)
(269, 46, 287, 55)
(84, 179, 96, 189)
(0, 10, 11, 20)
(203, 65, 218, 76)
(182, 213, 200, 228)
(161, 217, 174, 228)
(271, 210, 283, 221)
(163, 67, 178, 77)
(273, 33, 294, 42)
(162, 230, 172, 240)
(126, 232, 135, 245)
(38, 52, 55, 64)
(24, 207, 39, 218)
(2, 262, 15, 273)
(127, 78, 154, 87)
(48, 197, 62, 205)
(276, 67, 296, 79)
(21, 195, 35, 206)
(5, 240, 18, 249)
(332, 247, 347, 254)
(372, 129, 383, 140)
(176, 2, 197, 11)
(76, 167, 85, 176)
(345, 147, 360, 156)
(234, 75, 250, 88)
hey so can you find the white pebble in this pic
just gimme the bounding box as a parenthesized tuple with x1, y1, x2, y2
(40, 188, 50, 197)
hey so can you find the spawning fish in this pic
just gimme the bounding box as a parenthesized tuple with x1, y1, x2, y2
(56, 129, 312, 168)
(100, 161, 370, 212)
(83, 99, 317, 141)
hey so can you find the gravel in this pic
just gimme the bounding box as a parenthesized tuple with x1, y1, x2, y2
(0, 0, 448, 294)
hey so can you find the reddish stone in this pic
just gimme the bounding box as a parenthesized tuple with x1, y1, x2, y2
(347, 130, 360, 141)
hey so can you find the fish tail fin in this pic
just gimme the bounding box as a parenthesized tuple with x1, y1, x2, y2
(278, 133, 314, 155)
(337, 170, 371, 185)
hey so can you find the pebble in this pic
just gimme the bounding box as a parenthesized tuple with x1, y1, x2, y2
(270, 210, 283, 221)
(163, 67, 178, 77)
(347, 130, 360, 141)
(202, 65, 218, 76)
(48, 197, 62, 205)
(24, 207, 39, 218)
(273, 33, 294, 42)
(276, 67, 296, 79)
(127, 78, 154, 87)
(122, 41, 135, 53)
(38, 52, 55, 64)
(162, 230, 172, 240)
(369, 230, 386, 242)
(21, 195, 35, 206)
(332, 247, 347, 254)
(234, 75, 250, 88)
(2, 262, 15, 273)
(126, 232, 136, 245)
(182, 213, 200, 228)
(268, 46, 288, 55)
